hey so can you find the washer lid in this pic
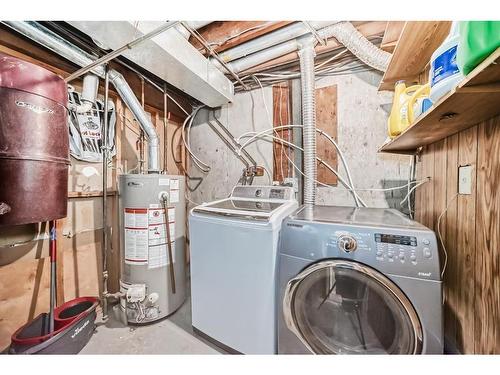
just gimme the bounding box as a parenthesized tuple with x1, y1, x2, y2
(192, 198, 286, 220)
(290, 205, 425, 229)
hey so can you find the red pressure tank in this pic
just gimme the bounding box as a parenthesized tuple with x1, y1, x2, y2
(0, 52, 69, 226)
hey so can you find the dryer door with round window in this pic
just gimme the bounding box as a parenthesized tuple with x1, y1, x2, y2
(283, 259, 423, 354)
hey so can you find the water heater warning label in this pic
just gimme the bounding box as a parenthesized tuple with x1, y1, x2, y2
(124, 207, 176, 268)
(124, 208, 149, 265)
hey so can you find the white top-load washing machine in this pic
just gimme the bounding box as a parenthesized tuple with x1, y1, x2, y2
(189, 185, 298, 354)
(278, 205, 443, 354)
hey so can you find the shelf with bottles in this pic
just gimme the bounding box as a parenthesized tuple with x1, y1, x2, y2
(378, 21, 452, 92)
(379, 47, 500, 154)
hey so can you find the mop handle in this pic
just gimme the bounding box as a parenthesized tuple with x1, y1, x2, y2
(49, 220, 57, 334)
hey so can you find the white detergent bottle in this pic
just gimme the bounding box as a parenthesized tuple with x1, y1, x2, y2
(429, 21, 464, 103)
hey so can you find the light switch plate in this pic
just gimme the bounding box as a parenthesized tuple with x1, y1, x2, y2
(458, 165, 473, 195)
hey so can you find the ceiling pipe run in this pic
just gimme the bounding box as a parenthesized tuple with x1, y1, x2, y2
(3, 21, 161, 172)
(212, 21, 391, 75)
(175, 21, 212, 39)
(212, 21, 337, 64)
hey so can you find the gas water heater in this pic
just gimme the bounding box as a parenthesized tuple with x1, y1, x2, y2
(118, 174, 186, 324)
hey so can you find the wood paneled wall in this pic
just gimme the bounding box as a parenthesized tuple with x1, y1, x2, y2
(415, 115, 500, 354)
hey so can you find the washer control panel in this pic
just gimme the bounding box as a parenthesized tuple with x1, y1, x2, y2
(338, 234, 358, 253)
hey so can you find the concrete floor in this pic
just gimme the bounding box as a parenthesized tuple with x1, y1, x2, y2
(81, 288, 223, 354)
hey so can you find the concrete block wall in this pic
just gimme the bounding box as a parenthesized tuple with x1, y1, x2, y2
(188, 70, 411, 210)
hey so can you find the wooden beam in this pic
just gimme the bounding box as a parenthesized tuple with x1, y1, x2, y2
(380, 21, 405, 53)
(379, 21, 452, 91)
(190, 21, 294, 54)
(242, 21, 387, 75)
(316, 85, 338, 185)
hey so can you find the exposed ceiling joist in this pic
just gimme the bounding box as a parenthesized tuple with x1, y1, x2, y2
(380, 21, 406, 53)
(190, 21, 294, 54)
(240, 21, 388, 75)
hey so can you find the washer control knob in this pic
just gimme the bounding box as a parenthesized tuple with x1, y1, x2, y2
(410, 254, 417, 262)
(422, 238, 430, 245)
(338, 235, 357, 253)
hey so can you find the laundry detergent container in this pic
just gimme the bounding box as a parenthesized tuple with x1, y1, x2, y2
(0, 53, 69, 226)
(457, 21, 500, 75)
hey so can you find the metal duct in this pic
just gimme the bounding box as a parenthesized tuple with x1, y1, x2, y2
(3, 21, 161, 172)
(213, 21, 337, 64)
(175, 21, 212, 39)
(70, 73, 99, 114)
(109, 70, 160, 172)
(298, 37, 317, 205)
(214, 21, 390, 74)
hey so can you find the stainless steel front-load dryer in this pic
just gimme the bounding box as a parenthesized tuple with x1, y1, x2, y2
(277, 206, 443, 354)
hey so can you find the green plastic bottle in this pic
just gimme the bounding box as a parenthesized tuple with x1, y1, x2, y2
(457, 21, 500, 75)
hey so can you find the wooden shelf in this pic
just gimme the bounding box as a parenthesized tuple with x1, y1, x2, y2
(380, 48, 500, 154)
(378, 21, 451, 91)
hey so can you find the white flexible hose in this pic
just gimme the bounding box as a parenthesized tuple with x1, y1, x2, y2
(317, 21, 391, 72)
(298, 40, 318, 205)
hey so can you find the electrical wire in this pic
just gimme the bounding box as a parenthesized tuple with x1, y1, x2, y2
(437, 193, 459, 279)
(205, 22, 276, 48)
(400, 177, 431, 207)
(181, 106, 211, 172)
(238, 121, 367, 206)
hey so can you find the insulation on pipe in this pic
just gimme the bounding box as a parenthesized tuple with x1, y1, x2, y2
(298, 37, 317, 205)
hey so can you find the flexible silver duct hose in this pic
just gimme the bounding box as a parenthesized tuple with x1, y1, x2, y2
(3, 21, 161, 173)
(216, 21, 390, 75)
(298, 38, 317, 205)
(318, 21, 391, 72)
(109, 70, 160, 173)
